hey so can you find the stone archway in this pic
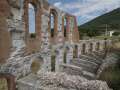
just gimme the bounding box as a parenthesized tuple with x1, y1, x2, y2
(62, 16, 67, 40)
(63, 47, 67, 63)
(82, 43, 86, 54)
(51, 50, 56, 72)
(104, 41, 107, 50)
(49, 9, 58, 43)
(28, 3, 36, 37)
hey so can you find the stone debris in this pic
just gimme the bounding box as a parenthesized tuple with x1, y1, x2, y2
(17, 72, 112, 90)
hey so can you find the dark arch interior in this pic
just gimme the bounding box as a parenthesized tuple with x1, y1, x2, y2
(50, 9, 57, 38)
(82, 44, 86, 54)
(64, 17, 67, 37)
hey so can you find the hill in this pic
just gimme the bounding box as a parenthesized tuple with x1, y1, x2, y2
(79, 8, 120, 31)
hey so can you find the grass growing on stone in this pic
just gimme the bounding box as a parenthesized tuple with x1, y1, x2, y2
(99, 51, 120, 90)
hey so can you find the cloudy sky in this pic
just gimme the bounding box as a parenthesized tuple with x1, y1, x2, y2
(48, 0, 120, 25)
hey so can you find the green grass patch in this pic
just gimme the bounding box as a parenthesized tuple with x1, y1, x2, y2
(99, 52, 120, 90)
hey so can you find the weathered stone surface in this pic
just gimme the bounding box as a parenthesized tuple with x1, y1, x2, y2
(17, 72, 111, 90)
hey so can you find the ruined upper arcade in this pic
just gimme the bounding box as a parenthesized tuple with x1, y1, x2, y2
(0, 0, 80, 63)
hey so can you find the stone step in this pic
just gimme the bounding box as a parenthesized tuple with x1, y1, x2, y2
(61, 64, 83, 76)
(92, 51, 105, 58)
(73, 58, 99, 67)
(83, 71, 96, 80)
(70, 60, 98, 73)
(79, 55, 102, 65)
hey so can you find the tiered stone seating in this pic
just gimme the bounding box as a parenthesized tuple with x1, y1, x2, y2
(64, 51, 106, 80)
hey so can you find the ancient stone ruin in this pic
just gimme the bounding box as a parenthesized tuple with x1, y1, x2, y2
(0, 0, 118, 90)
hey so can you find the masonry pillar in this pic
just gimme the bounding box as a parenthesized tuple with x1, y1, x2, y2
(49, 9, 58, 44)
(35, 8, 42, 40)
(62, 16, 65, 42)
(66, 45, 73, 64)
(93, 42, 97, 52)
(86, 42, 90, 53)
(66, 16, 70, 41)
(73, 16, 79, 43)
(55, 48, 64, 72)
(24, 0, 29, 42)
(55, 13, 64, 44)
(40, 10, 51, 72)
(100, 40, 105, 51)
(78, 44, 82, 57)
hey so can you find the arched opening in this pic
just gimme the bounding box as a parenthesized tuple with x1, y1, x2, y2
(96, 42, 100, 51)
(51, 51, 56, 72)
(28, 3, 36, 38)
(104, 41, 107, 50)
(73, 45, 78, 58)
(89, 43, 93, 52)
(64, 17, 67, 37)
(64, 48, 67, 63)
(50, 14, 54, 37)
(50, 9, 58, 38)
(82, 44, 86, 54)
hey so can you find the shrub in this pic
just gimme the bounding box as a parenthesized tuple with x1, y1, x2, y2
(113, 32, 120, 36)
(99, 51, 120, 90)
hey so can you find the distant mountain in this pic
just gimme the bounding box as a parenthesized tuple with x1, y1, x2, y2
(79, 8, 120, 31)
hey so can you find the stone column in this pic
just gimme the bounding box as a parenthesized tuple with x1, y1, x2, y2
(54, 14, 58, 43)
(66, 16, 70, 41)
(40, 10, 51, 72)
(62, 16, 65, 42)
(73, 16, 79, 43)
(86, 42, 90, 53)
(55, 47, 64, 72)
(35, 8, 42, 40)
(43, 53, 51, 72)
(93, 42, 96, 52)
(55, 13, 64, 44)
(66, 45, 73, 64)
(100, 40, 105, 51)
(24, 0, 29, 42)
(78, 44, 82, 57)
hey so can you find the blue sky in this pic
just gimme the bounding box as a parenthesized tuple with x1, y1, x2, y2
(48, 0, 120, 25)
(29, 4, 35, 33)
(29, 0, 120, 33)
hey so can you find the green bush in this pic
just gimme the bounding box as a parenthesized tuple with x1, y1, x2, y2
(113, 32, 120, 36)
(99, 52, 120, 90)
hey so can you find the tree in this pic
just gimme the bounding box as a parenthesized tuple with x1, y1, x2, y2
(113, 32, 120, 36)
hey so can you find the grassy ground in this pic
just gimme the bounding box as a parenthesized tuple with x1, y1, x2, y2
(99, 65, 120, 90)
(93, 36, 120, 40)
(99, 45, 120, 90)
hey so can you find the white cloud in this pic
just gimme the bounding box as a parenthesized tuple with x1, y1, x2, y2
(54, 2, 62, 7)
(50, 0, 120, 25)
(28, 3, 34, 9)
(67, 0, 120, 16)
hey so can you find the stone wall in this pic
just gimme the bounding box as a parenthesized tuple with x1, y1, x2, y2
(0, 0, 12, 63)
